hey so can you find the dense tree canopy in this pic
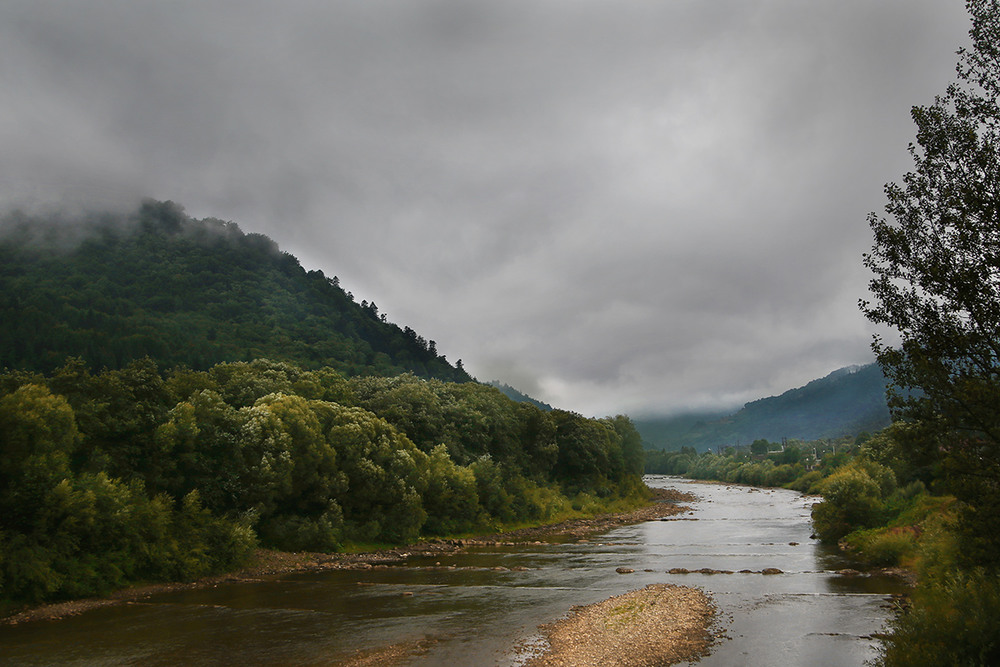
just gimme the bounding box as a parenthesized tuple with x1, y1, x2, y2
(0, 359, 645, 610)
(0, 200, 470, 383)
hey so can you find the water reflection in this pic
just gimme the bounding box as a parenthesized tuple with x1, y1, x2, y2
(0, 476, 903, 666)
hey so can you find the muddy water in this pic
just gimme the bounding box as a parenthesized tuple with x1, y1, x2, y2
(0, 477, 904, 665)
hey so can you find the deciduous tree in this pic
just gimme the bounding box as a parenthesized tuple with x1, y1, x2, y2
(861, 0, 1000, 565)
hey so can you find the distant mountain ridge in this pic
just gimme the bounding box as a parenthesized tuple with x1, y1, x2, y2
(0, 199, 471, 382)
(635, 364, 891, 451)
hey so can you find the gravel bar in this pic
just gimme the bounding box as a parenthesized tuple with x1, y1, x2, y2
(524, 583, 715, 667)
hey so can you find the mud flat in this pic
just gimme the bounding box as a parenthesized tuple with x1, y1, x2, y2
(523, 583, 715, 667)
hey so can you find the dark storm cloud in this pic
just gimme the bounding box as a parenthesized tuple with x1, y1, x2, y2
(0, 0, 973, 415)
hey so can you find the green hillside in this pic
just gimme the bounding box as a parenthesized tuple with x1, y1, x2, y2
(636, 364, 891, 451)
(0, 199, 469, 382)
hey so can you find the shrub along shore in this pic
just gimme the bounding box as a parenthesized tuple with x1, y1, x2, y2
(2, 487, 695, 626)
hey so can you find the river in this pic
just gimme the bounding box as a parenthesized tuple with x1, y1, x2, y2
(0, 476, 907, 665)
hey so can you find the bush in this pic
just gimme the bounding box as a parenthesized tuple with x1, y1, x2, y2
(522, 483, 573, 522)
(420, 445, 481, 536)
(874, 569, 1000, 666)
(786, 469, 824, 494)
(811, 459, 897, 542)
(845, 527, 918, 567)
(914, 508, 961, 582)
(257, 510, 340, 553)
(763, 463, 800, 487)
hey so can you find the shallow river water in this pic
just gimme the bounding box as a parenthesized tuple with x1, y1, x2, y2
(0, 476, 907, 665)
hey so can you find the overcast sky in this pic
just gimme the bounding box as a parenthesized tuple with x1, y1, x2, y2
(0, 0, 974, 417)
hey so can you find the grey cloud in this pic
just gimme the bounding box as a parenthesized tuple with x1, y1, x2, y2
(0, 0, 973, 416)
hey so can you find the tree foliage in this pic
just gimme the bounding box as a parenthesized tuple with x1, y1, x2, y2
(0, 200, 470, 383)
(857, 4, 1000, 662)
(811, 458, 897, 542)
(875, 569, 1000, 667)
(0, 359, 646, 611)
(861, 0, 1000, 567)
(862, 0, 1000, 451)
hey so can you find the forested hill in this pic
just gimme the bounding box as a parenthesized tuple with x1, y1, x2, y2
(0, 199, 651, 611)
(0, 199, 470, 382)
(635, 364, 891, 451)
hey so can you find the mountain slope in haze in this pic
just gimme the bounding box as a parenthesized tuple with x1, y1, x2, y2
(0, 199, 471, 382)
(487, 380, 553, 411)
(635, 364, 891, 451)
(631, 408, 733, 450)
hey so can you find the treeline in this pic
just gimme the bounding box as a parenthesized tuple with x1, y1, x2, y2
(645, 437, 856, 490)
(0, 358, 645, 612)
(0, 200, 469, 382)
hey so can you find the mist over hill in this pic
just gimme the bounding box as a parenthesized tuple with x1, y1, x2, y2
(635, 363, 891, 451)
(0, 199, 470, 382)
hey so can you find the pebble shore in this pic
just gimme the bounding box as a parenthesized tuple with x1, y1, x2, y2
(523, 583, 715, 667)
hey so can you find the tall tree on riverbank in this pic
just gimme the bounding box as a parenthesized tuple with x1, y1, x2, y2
(861, 0, 1000, 567)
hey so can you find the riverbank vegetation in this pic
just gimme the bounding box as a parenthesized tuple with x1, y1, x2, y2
(0, 358, 645, 616)
(646, 431, 949, 542)
(644, 429, 970, 662)
(645, 436, 854, 490)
